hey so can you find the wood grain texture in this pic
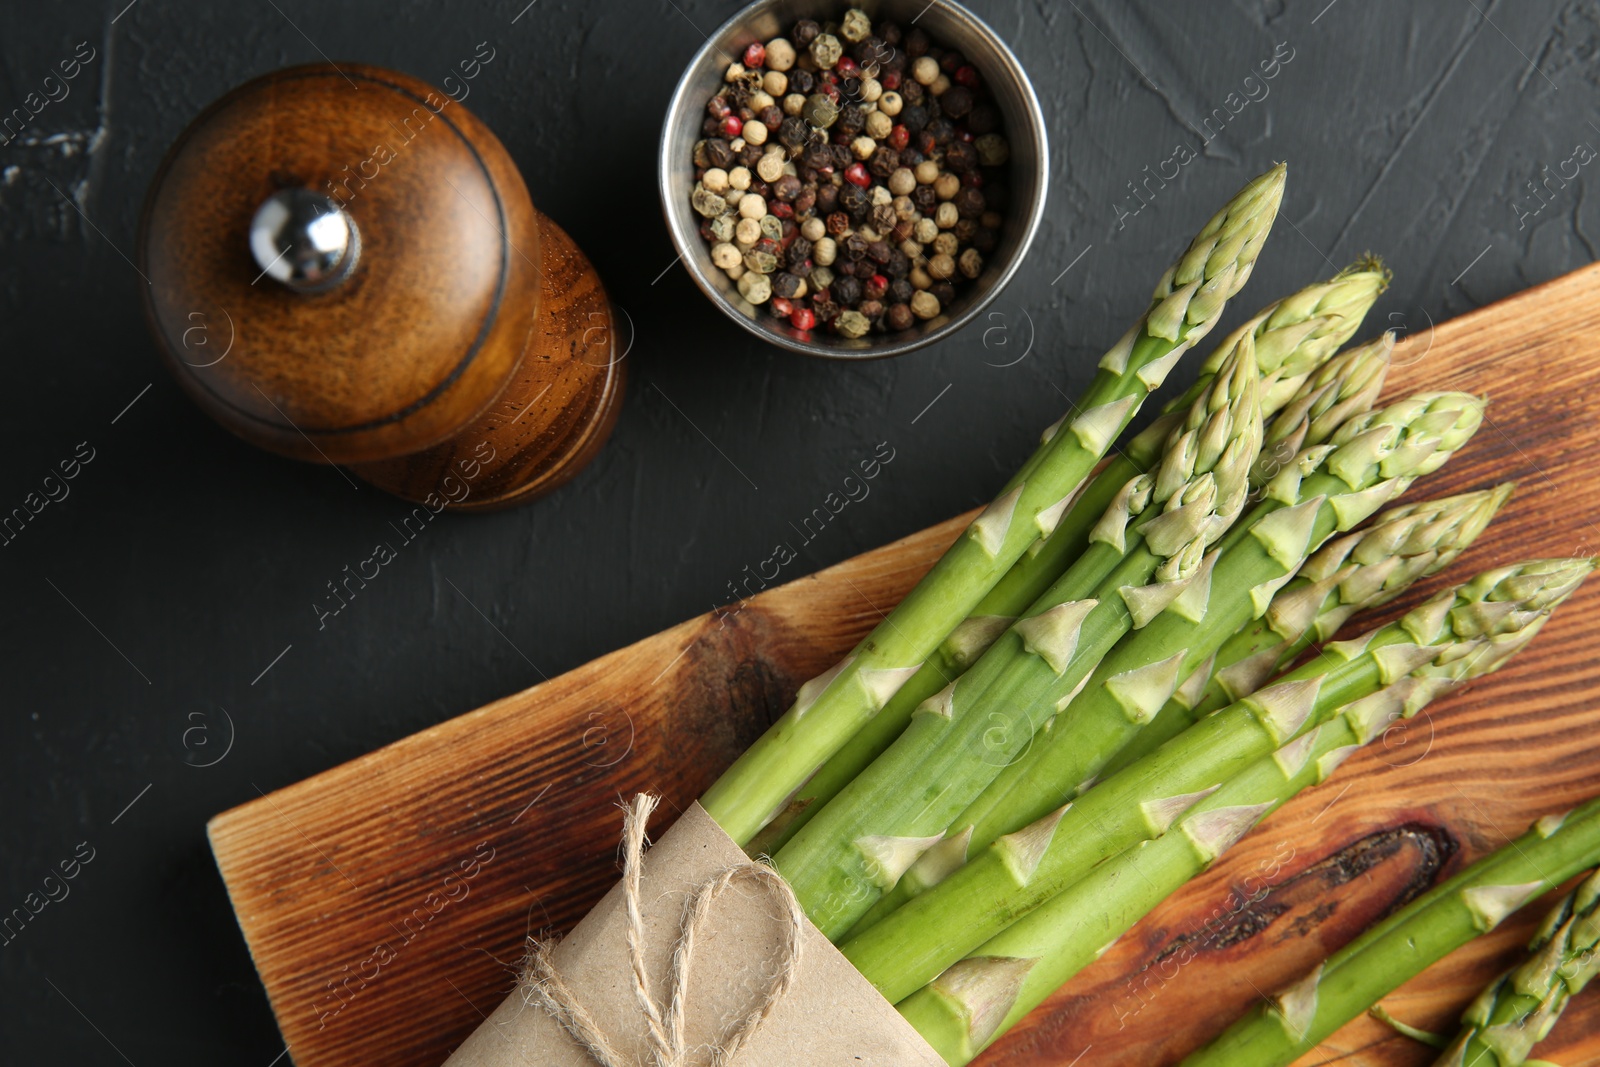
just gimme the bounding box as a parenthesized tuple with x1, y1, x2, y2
(209, 262, 1600, 1067)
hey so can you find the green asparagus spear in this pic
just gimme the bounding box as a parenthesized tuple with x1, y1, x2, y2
(703, 166, 1287, 846)
(897, 601, 1538, 1066)
(839, 557, 1594, 1004)
(749, 265, 1390, 857)
(1101, 483, 1513, 779)
(775, 331, 1264, 938)
(1182, 795, 1600, 1067)
(1428, 867, 1600, 1066)
(843, 338, 1405, 936)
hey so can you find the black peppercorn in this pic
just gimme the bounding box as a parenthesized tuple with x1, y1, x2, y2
(940, 86, 974, 119)
(887, 253, 911, 282)
(835, 258, 857, 277)
(774, 175, 802, 201)
(867, 239, 893, 265)
(871, 204, 897, 233)
(899, 104, 928, 135)
(839, 183, 870, 218)
(926, 118, 955, 147)
(967, 103, 1000, 135)
(701, 116, 722, 137)
(912, 184, 937, 214)
(914, 130, 937, 157)
(760, 105, 784, 130)
(945, 140, 978, 173)
(859, 298, 886, 322)
(706, 138, 735, 170)
(831, 143, 854, 169)
(955, 187, 986, 219)
(793, 19, 820, 46)
(941, 50, 965, 74)
(844, 234, 870, 261)
(794, 188, 817, 214)
(772, 272, 805, 299)
(817, 185, 840, 215)
(880, 22, 902, 46)
(738, 143, 764, 168)
(790, 257, 814, 278)
(953, 218, 979, 243)
(838, 104, 865, 136)
(789, 68, 815, 95)
(841, 75, 862, 99)
(853, 36, 886, 66)
(866, 146, 901, 179)
(887, 303, 914, 331)
(974, 227, 999, 254)
(826, 210, 851, 236)
(789, 236, 813, 263)
(923, 94, 942, 122)
(900, 148, 925, 168)
(779, 117, 810, 150)
(900, 79, 924, 107)
(803, 143, 833, 171)
(833, 275, 863, 306)
(888, 277, 914, 304)
(930, 281, 957, 307)
(905, 27, 930, 56)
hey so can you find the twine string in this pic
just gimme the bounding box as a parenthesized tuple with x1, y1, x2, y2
(521, 795, 804, 1067)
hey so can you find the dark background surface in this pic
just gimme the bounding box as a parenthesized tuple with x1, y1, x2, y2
(2, 0, 1596, 1062)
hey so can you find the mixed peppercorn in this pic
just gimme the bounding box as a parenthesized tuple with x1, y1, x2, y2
(689, 8, 1010, 339)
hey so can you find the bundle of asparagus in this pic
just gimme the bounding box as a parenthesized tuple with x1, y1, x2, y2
(676, 164, 1597, 1065)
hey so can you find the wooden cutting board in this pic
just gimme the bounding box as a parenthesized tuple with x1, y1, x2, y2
(209, 262, 1600, 1067)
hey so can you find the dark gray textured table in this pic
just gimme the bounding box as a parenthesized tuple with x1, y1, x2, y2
(1, 1, 1593, 1062)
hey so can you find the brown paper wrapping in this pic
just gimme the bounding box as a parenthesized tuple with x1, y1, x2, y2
(443, 802, 946, 1067)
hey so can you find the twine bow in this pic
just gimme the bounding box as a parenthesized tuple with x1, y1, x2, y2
(521, 795, 805, 1067)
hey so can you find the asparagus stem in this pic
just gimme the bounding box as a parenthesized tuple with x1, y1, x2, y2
(1181, 796, 1600, 1067)
(898, 618, 1519, 1067)
(752, 265, 1390, 857)
(1101, 483, 1513, 779)
(1428, 867, 1600, 1066)
(839, 558, 1594, 1004)
(701, 167, 1287, 846)
(775, 333, 1265, 937)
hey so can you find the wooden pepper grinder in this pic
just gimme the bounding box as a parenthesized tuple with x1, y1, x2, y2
(138, 63, 626, 511)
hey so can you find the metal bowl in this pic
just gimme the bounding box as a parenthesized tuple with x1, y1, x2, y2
(658, 0, 1048, 359)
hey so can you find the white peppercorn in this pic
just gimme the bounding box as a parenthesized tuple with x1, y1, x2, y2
(729, 137, 745, 152)
(869, 185, 893, 207)
(739, 193, 768, 219)
(750, 90, 775, 112)
(911, 56, 939, 85)
(913, 217, 938, 243)
(929, 73, 951, 97)
(702, 167, 730, 194)
(801, 216, 826, 241)
(810, 33, 842, 68)
(910, 265, 932, 290)
(865, 110, 893, 140)
(888, 168, 916, 196)
(756, 151, 785, 183)
(932, 231, 959, 257)
(743, 119, 768, 146)
(762, 70, 788, 96)
(860, 77, 882, 103)
(900, 238, 923, 260)
(783, 92, 806, 116)
(735, 216, 762, 245)
(725, 62, 747, 83)
(914, 159, 939, 184)
(738, 271, 772, 304)
(910, 290, 941, 319)
(927, 252, 955, 280)
(814, 236, 838, 266)
(934, 172, 961, 200)
(725, 260, 746, 280)
(878, 91, 902, 117)
(728, 166, 752, 191)
(765, 37, 796, 71)
(935, 201, 959, 229)
(851, 135, 877, 160)
(958, 247, 984, 279)
(892, 195, 917, 220)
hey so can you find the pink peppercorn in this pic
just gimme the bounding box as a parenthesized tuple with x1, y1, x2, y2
(721, 115, 743, 137)
(845, 162, 871, 187)
(771, 296, 794, 317)
(790, 306, 816, 331)
(744, 42, 767, 68)
(880, 70, 901, 90)
(888, 124, 910, 150)
(955, 65, 980, 89)
(835, 56, 858, 77)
